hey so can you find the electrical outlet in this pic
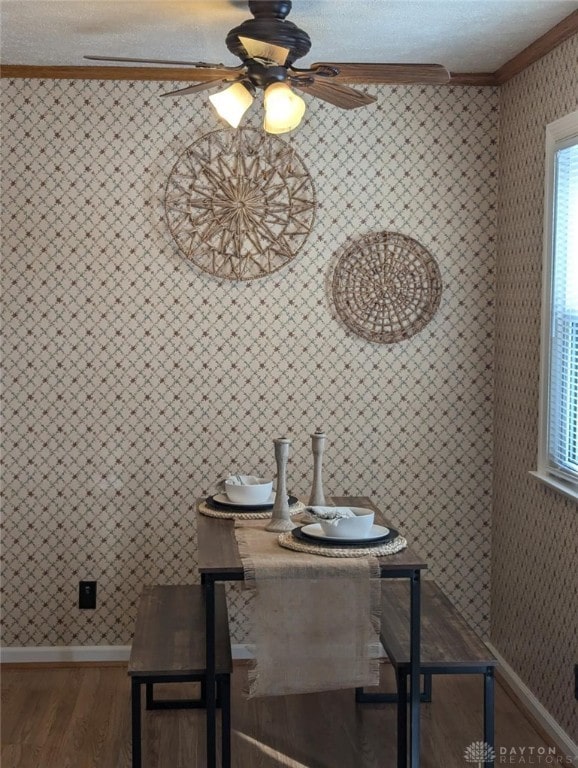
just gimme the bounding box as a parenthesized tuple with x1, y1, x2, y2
(79, 581, 97, 609)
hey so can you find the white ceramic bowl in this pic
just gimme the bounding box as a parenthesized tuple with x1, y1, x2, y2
(319, 507, 375, 539)
(224, 475, 273, 505)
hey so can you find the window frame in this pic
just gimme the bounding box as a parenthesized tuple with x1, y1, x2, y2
(533, 110, 578, 502)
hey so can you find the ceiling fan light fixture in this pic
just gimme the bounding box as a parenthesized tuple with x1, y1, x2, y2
(263, 82, 305, 134)
(209, 82, 254, 128)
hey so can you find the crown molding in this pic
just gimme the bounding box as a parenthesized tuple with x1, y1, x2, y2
(448, 72, 497, 86)
(495, 9, 578, 84)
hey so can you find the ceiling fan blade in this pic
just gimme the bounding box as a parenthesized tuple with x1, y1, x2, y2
(292, 80, 376, 110)
(238, 36, 290, 66)
(84, 55, 236, 69)
(311, 63, 451, 85)
(160, 77, 242, 97)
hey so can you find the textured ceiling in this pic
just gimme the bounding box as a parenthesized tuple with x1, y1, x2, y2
(1, 0, 577, 72)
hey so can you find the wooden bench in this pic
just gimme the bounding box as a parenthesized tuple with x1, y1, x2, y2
(128, 584, 232, 768)
(358, 581, 497, 768)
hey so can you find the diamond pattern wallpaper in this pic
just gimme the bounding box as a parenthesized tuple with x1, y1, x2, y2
(492, 35, 578, 740)
(1, 78, 497, 652)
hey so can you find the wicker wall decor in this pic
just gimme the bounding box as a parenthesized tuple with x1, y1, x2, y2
(331, 231, 442, 343)
(164, 128, 316, 281)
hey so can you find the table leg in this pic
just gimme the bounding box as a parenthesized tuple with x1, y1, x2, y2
(484, 667, 495, 768)
(131, 678, 142, 768)
(408, 570, 421, 768)
(220, 674, 231, 768)
(202, 575, 217, 768)
(396, 669, 408, 768)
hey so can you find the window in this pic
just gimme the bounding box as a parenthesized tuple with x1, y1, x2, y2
(535, 110, 578, 500)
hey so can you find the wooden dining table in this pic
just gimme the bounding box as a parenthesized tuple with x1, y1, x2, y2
(197, 495, 427, 768)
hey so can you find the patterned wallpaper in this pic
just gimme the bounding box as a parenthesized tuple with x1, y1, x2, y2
(492, 34, 578, 740)
(1, 79, 497, 649)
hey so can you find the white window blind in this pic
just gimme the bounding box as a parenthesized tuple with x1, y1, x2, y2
(548, 140, 578, 480)
(536, 112, 578, 499)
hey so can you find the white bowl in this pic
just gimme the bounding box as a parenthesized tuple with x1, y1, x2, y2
(224, 475, 273, 505)
(319, 507, 375, 539)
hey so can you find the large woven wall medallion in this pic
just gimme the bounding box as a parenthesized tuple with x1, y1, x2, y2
(165, 128, 316, 281)
(331, 231, 442, 344)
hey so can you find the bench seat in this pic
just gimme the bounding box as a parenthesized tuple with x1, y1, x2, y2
(128, 584, 232, 768)
(358, 580, 496, 768)
(380, 580, 496, 672)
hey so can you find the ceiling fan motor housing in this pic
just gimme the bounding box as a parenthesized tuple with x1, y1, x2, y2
(245, 60, 289, 88)
(226, 1, 311, 67)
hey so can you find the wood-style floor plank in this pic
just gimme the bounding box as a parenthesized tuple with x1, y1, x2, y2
(1, 663, 555, 768)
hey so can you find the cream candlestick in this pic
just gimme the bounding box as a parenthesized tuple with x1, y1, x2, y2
(308, 428, 327, 506)
(266, 437, 294, 532)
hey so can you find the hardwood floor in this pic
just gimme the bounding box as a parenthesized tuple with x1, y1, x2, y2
(1, 663, 553, 767)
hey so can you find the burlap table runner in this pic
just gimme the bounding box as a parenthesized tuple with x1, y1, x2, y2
(234, 519, 382, 698)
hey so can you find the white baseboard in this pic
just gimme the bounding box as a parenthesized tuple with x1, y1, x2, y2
(486, 641, 578, 758)
(0, 645, 131, 664)
(0, 643, 252, 664)
(1, 643, 386, 665)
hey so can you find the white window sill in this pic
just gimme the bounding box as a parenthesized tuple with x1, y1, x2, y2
(529, 471, 578, 503)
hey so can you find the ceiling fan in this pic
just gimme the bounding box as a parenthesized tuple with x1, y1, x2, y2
(85, 0, 450, 134)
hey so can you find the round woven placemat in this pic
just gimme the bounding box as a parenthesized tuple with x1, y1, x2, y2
(198, 500, 306, 520)
(278, 531, 408, 558)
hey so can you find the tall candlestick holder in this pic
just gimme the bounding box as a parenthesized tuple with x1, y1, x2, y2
(308, 428, 327, 506)
(265, 437, 294, 532)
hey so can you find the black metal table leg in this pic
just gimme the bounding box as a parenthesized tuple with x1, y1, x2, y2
(203, 575, 217, 768)
(422, 673, 432, 703)
(396, 669, 408, 768)
(408, 570, 421, 768)
(220, 674, 231, 768)
(145, 682, 154, 710)
(484, 667, 495, 768)
(131, 678, 142, 768)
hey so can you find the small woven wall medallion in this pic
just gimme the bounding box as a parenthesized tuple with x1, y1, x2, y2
(165, 128, 316, 281)
(331, 231, 442, 344)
